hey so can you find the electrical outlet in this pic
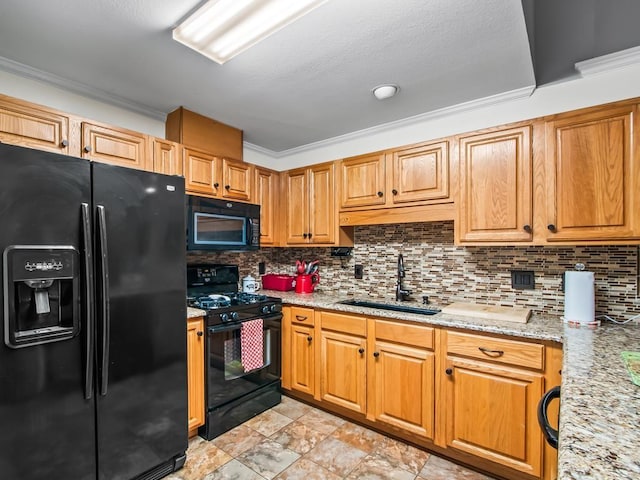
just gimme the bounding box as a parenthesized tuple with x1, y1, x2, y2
(354, 264, 363, 279)
(258, 262, 266, 275)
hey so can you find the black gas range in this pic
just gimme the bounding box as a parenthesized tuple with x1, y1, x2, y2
(187, 264, 282, 440)
(187, 264, 282, 326)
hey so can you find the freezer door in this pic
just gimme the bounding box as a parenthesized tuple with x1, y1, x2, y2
(91, 163, 187, 480)
(0, 144, 96, 479)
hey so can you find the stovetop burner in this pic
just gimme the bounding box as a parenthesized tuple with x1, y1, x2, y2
(187, 292, 270, 310)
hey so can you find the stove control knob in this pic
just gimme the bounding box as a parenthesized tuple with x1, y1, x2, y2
(270, 304, 281, 313)
(261, 305, 271, 315)
(230, 311, 239, 320)
(219, 313, 229, 322)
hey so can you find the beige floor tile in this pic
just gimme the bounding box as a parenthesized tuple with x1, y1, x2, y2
(271, 396, 314, 420)
(212, 424, 268, 457)
(176, 440, 232, 480)
(295, 408, 346, 435)
(270, 420, 329, 454)
(274, 458, 342, 480)
(203, 459, 267, 480)
(244, 409, 295, 437)
(331, 422, 386, 453)
(346, 454, 417, 480)
(418, 455, 495, 479)
(372, 436, 430, 474)
(304, 436, 368, 476)
(236, 438, 301, 480)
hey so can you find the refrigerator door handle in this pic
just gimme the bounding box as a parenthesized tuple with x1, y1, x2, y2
(97, 205, 110, 396)
(81, 203, 94, 400)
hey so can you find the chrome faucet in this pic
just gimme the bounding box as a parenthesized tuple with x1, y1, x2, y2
(395, 254, 412, 301)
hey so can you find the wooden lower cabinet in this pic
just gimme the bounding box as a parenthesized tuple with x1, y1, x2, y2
(372, 337, 435, 439)
(282, 306, 560, 480)
(187, 317, 205, 436)
(319, 312, 367, 414)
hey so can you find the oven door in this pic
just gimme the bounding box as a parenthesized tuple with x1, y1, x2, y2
(206, 315, 281, 409)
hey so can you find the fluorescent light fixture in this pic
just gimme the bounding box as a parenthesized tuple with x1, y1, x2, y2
(173, 0, 328, 65)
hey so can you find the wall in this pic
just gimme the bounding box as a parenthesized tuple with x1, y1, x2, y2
(188, 222, 640, 319)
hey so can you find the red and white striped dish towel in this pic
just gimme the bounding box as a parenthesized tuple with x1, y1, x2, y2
(241, 318, 264, 372)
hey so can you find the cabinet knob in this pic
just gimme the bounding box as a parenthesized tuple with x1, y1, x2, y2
(213, 182, 220, 189)
(197, 331, 203, 337)
(358, 348, 365, 354)
(445, 368, 453, 376)
(225, 185, 230, 190)
(308, 232, 312, 239)
(547, 224, 557, 232)
(392, 189, 398, 195)
(523, 224, 532, 233)
(303, 233, 308, 239)
(307, 335, 313, 342)
(373, 351, 380, 358)
(61, 139, 69, 147)
(377, 191, 384, 197)
(84, 146, 91, 153)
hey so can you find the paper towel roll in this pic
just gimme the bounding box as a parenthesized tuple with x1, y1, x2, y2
(564, 271, 595, 324)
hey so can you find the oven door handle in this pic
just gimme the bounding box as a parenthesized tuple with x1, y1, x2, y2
(207, 315, 282, 334)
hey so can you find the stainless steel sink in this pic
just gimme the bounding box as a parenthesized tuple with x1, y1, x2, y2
(338, 299, 440, 315)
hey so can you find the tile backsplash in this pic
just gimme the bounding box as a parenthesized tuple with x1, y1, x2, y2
(187, 221, 640, 319)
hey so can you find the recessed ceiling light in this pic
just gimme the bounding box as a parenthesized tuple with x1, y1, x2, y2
(173, 0, 328, 65)
(372, 84, 399, 100)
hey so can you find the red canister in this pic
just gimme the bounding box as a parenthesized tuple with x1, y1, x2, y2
(295, 273, 320, 294)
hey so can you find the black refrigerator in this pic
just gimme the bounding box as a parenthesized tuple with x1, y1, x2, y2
(0, 143, 188, 479)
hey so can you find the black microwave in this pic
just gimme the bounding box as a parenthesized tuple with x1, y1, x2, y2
(186, 196, 260, 251)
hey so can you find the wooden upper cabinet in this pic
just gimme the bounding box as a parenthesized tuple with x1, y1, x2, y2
(0, 95, 73, 154)
(254, 167, 279, 246)
(392, 141, 449, 204)
(82, 122, 149, 170)
(544, 104, 640, 241)
(457, 125, 533, 243)
(284, 162, 343, 245)
(151, 138, 183, 176)
(340, 153, 386, 208)
(221, 158, 252, 201)
(183, 147, 220, 197)
(166, 106, 243, 160)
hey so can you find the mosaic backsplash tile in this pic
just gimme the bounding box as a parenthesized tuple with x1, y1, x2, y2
(187, 221, 640, 319)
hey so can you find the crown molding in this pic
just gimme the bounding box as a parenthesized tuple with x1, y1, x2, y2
(0, 55, 167, 120)
(575, 46, 640, 77)
(244, 85, 535, 158)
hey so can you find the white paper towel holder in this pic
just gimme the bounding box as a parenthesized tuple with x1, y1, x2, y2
(563, 263, 596, 326)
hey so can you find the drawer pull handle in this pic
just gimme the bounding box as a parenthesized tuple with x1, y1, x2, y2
(295, 315, 308, 321)
(478, 346, 504, 357)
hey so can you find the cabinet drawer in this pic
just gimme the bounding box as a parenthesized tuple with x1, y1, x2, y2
(290, 306, 315, 326)
(320, 311, 366, 336)
(447, 331, 544, 370)
(375, 320, 434, 350)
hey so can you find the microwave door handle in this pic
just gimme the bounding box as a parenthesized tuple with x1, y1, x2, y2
(81, 203, 94, 400)
(96, 205, 111, 396)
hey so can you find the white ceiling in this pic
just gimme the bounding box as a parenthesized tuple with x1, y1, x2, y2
(0, 0, 535, 153)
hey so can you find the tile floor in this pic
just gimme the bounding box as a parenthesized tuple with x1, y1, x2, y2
(166, 396, 494, 480)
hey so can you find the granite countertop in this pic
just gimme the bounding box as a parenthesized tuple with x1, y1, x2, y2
(266, 290, 640, 480)
(187, 306, 206, 318)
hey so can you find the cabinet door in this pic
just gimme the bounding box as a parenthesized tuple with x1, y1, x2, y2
(290, 323, 315, 396)
(82, 122, 149, 170)
(255, 167, 278, 245)
(339, 153, 386, 208)
(183, 147, 220, 196)
(391, 141, 450, 205)
(187, 317, 205, 434)
(284, 168, 309, 244)
(444, 357, 543, 477)
(320, 330, 366, 414)
(545, 105, 639, 241)
(152, 138, 183, 176)
(221, 158, 252, 201)
(308, 163, 335, 244)
(372, 341, 434, 439)
(458, 125, 533, 242)
(0, 97, 71, 154)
